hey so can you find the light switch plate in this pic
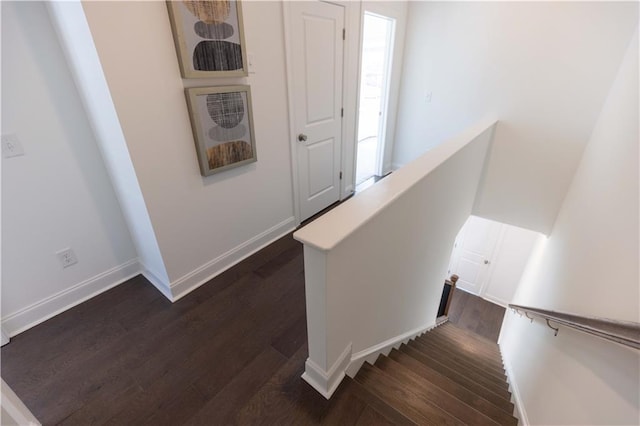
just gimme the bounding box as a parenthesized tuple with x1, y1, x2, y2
(2, 133, 25, 158)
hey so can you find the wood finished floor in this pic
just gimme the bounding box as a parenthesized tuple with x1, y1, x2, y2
(446, 289, 506, 343)
(2, 231, 508, 425)
(1, 234, 396, 425)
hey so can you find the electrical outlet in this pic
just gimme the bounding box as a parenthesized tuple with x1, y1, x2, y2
(56, 248, 78, 268)
(2, 133, 25, 158)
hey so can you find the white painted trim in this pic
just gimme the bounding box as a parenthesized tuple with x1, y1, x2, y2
(483, 293, 510, 308)
(391, 161, 404, 171)
(142, 266, 174, 302)
(282, 2, 302, 227)
(501, 347, 529, 426)
(302, 343, 352, 399)
(1, 260, 140, 337)
(170, 217, 296, 301)
(1, 379, 40, 425)
(1, 329, 9, 347)
(346, 320, 440, 377)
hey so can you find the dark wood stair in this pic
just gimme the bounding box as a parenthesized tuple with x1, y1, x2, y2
(352, 322, 518, 425)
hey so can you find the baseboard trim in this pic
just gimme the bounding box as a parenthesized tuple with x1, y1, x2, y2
(302, 343, 352, 399)
(346, 320, 439, 377)
(502, 349, 529, 426)
(482, 294, 509, 308)
(142, 267, 173, 301)
(391, 162, 405, 171)
(1, 259, 140, 337)
(1, 379, 40, 425)
(170, 217, 297, 301)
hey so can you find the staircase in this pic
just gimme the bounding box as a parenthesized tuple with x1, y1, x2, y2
(352, 322, 518, 425)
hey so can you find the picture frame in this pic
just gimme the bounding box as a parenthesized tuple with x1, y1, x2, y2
(167, 0, 249, 78)
(185, 85, 257, 176)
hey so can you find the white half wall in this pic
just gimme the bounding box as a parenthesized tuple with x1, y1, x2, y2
(500, 28, 639, 425)
(295, 120, 496, 397)
(77, 1, 296, 295)
(1, 1, 138, 336)
(394, 2, 638, 234)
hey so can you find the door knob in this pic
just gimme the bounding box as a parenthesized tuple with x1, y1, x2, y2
(298, 133, 308, 142)
(484, 260, 490, 265)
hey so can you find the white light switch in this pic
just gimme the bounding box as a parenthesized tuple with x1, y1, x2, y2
(247, 53, 256, 74)
(2, 133, 25, 158)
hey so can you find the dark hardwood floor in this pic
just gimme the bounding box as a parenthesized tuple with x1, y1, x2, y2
(1, 233, 427, 425)
(2, 231, 510, 425)
(446, 288, 506, 342)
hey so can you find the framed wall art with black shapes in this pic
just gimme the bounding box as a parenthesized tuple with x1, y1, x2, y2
(185, 85, 256, 176)
(167, 0, 248, 78)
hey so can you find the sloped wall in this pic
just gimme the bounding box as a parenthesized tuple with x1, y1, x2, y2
(394, 2, 638, 234)
(500, 29, 639, 425)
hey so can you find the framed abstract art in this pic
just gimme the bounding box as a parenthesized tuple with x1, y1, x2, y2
(185, 85, 256, 176)
(167, 0, 248, 78)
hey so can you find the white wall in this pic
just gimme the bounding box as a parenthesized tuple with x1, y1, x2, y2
(501, 28, 639, 425)
(394, 2, 638, 234)
(295, 120, 496, 398)
(1, 1, 138, 335)
(47, 1, 171, 295)
(80, 1, 296, 297)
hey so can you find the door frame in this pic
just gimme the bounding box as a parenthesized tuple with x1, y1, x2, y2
(283, 0, 362, 225)
(354, 1, 407, 179)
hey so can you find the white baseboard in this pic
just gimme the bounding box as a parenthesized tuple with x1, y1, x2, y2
(1, 379, 40, 425)
(482, 294, 509, 308)
(391, 161, 405, 171)
(302, 343, 352, 399)
(170, 217, 296, 301)
(302, 320, 443, 399)
(1, 259, 141, 337)
(141, 267, 173, 301)
(346, 320, 439, 377)
(502, 349, 529, 426)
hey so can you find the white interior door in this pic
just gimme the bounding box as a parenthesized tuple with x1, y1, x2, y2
(289, 1, 345, 221)
(449, 216, 502, 295)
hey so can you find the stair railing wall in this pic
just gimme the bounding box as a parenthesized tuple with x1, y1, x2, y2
(294, 119, 498, 398)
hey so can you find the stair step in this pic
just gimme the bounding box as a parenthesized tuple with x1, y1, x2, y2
(417, 333, 507, 377)
(389, 349, 515, 417)
(344, 377, 418, 425)
(430, 327, 506, 370)
(415, 335, 508, 381)
(436, 324, 503, 356)
(407, 340, 510, 394)
(399, 343, 512, 401)
(375, 356, 503, 425)
(355, 362, 465, 426)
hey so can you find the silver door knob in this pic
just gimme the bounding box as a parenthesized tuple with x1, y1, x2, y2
(298, 133, 308, 142)
(484, 260, 490, 265)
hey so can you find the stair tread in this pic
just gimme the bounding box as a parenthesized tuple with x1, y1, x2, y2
(375, 356, 504, 425)
(437, 324, 502, 354)
(412, 337, 508, 384)
(433, 327, 503, 359)
(345, 377, 418, 426)
(418, 333, 507, 374)
(399, 343, 512, 401)
(389, 349, 516, 417)
(355, 362, 465, 426)
(407, 340, 510, 394)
